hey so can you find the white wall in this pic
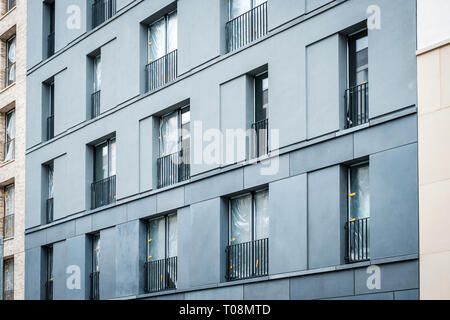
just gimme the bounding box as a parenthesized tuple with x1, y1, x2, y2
(417, 0, 450, 50)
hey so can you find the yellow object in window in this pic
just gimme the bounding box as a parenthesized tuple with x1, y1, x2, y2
(349, 218, 356, 222)
(148, 238, 152, 243)
(148, 255, 152, 259)
(348, 193, 356, 197)
(255, 259, 259, 269)
(232, 237, 236, 242)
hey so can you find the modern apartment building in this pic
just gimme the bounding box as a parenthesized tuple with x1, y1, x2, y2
(0, 0, 26, 301)
(417, 0, 450, 300)
(25, 0, 419, 300)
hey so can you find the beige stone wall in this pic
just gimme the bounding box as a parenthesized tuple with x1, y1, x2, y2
(0, 0, 26, 300)
(418, 41, 450, 300)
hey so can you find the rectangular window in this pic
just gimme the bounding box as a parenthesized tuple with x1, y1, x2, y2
(44, 81, 55, 141)
(4, 109, 15, 161)
(227, 189, 269, 281)
(157, 106, 190, 189)
(46, 162, 54, 223)
(3, 184, 14, 238)
(44, 0, 55, 58)
(91, 54, 101, 119)
(345, 30, 369, 128)
(45, 246, 54, 300)
(145, 11, 178, 92)
(346, 162, 370, 263)
(91, 137, 116, 209)
(5, 35, 15, 87)
(90, 233, 100, 300)
(226, 0, 268, 52)
(92, 0, 117, 29)
(252, 72, 269, 158)
(146, 214, 177, 293)
(6, 0, 16, 12)
(2, 258, 13, 300)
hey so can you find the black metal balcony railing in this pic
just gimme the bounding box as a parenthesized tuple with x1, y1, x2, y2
(2, 214, 14, 238)
(251, 119, 268, 159)
(226, 2, 268, 53)
(145, 257, 177, 293)
(345, 217, 370, 263)
(92, 0, 116, 29)
(47, 115, 54, 141)
(5, 63, 15, 87)
(7, 0, 16, 12)
(145, 50, 178, 93)
(46, 279, 53, 300)
(226, 238, 269, 281)
(46, 198, 54, 223)
(91, 90, 101, 119)
(157, 147, 190, 189)
(47, 32, 55, 58)
(3, 290, 14, 300)
(90, 271, 100, 300)
(4, 138, 15, 161)
(91, 175, 116, 209)
(345, 82, 369, 129)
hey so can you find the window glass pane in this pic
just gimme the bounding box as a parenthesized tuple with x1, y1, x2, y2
(349, 32, 368, 86)
(255, 190, 269, 240)
(5, 110, 15, 161)
(148, 18, 166, 62)
(181, 108, 190, 150)
(93, 55, 101, 92)
(109, 138, 116, 177)
(7, 37, 15, 84)
(3, 259, 14, 292)
(5, 184, 14, 216)
(349, 163, 370, 220)
(47, 247, 54, 279)
(230, 0, 252, 19)
(167, 11, 177, 53)
(49, 83, 55, 115)
(168, 215, 177, 257)
(94, 142, 108, 181)
(230, 194, 252, 244)
(255, 73, 268, 122)
(93, 234, 100, 272)
(48, 164, 54, 198)
(148, 217, 166, 261)
(160, 111, 179, 156)
(254, 0, 267, 6)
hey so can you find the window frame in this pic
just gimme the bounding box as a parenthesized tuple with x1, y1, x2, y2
(159, 105, 190, 157)
(5, 35, 15, 86)
(347, 29, 368, 88)
(228, 188, 269, 245)
(4, 109, 15, 161)
(254, 71, 268, 123)
(146, 213, 177, 262)
(147, 9, 177, 63)
(347, 161, 370, 221)
(93, 137, 116, 183)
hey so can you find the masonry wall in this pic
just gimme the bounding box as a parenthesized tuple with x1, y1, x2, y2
(0, 0, 26, 300)
(25, 0, 419, 300)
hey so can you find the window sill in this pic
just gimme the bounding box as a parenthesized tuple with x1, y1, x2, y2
(0, 159, 15, 168)
(3, 236, 14, 242)
(0, 82, 16, 95)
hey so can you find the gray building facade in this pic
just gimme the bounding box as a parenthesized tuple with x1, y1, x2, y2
(25, 0, 419, 300)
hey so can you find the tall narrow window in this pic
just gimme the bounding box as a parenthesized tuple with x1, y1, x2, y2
(2, 258, 13, 300)
(346, 162, 370, 263)
(45, 246, 54, 300)
(91, 54, 101, 119)
(6, 0, 16, 13)
(5, 35, 15, 87)
(157, 106, 190, 189)
(45, 81, 55, 141)
(345, 30, 369, 128)
(90, 233, 100, 300)
(45, 0, 55, 58)
(226, 0, 268, 52)
(46, 162, 54, 223)
(91, 137, 116, 209)
(3, 184, 14, 238)
(227, 189, 269, 281)
(146, 214, 177, 293)
(146, 11, 178, 92)
(252, 72, 269, 158)
(4, 109, 15, 161)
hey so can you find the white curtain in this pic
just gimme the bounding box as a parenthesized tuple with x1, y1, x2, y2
(349, 164, 370, 220)
(4, 185, 14, 216)
(168, 215, 177, 258)
(109, 139, 116, 177)
(167, 11, 178, 53)
(148, 17, 166, 62)
(7, 37, 16, 83)
(254, 190, 269, 240)
(93, 235, 101, 272)
(230, 194, 252, 244)
(48, 165, 54, 198)
(230, 0, 252, 19)
(148, 217, 166, 261)
(4, 111, 15, 161)
(159, 111, 179, 157)
(93, 55, 101, 92)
